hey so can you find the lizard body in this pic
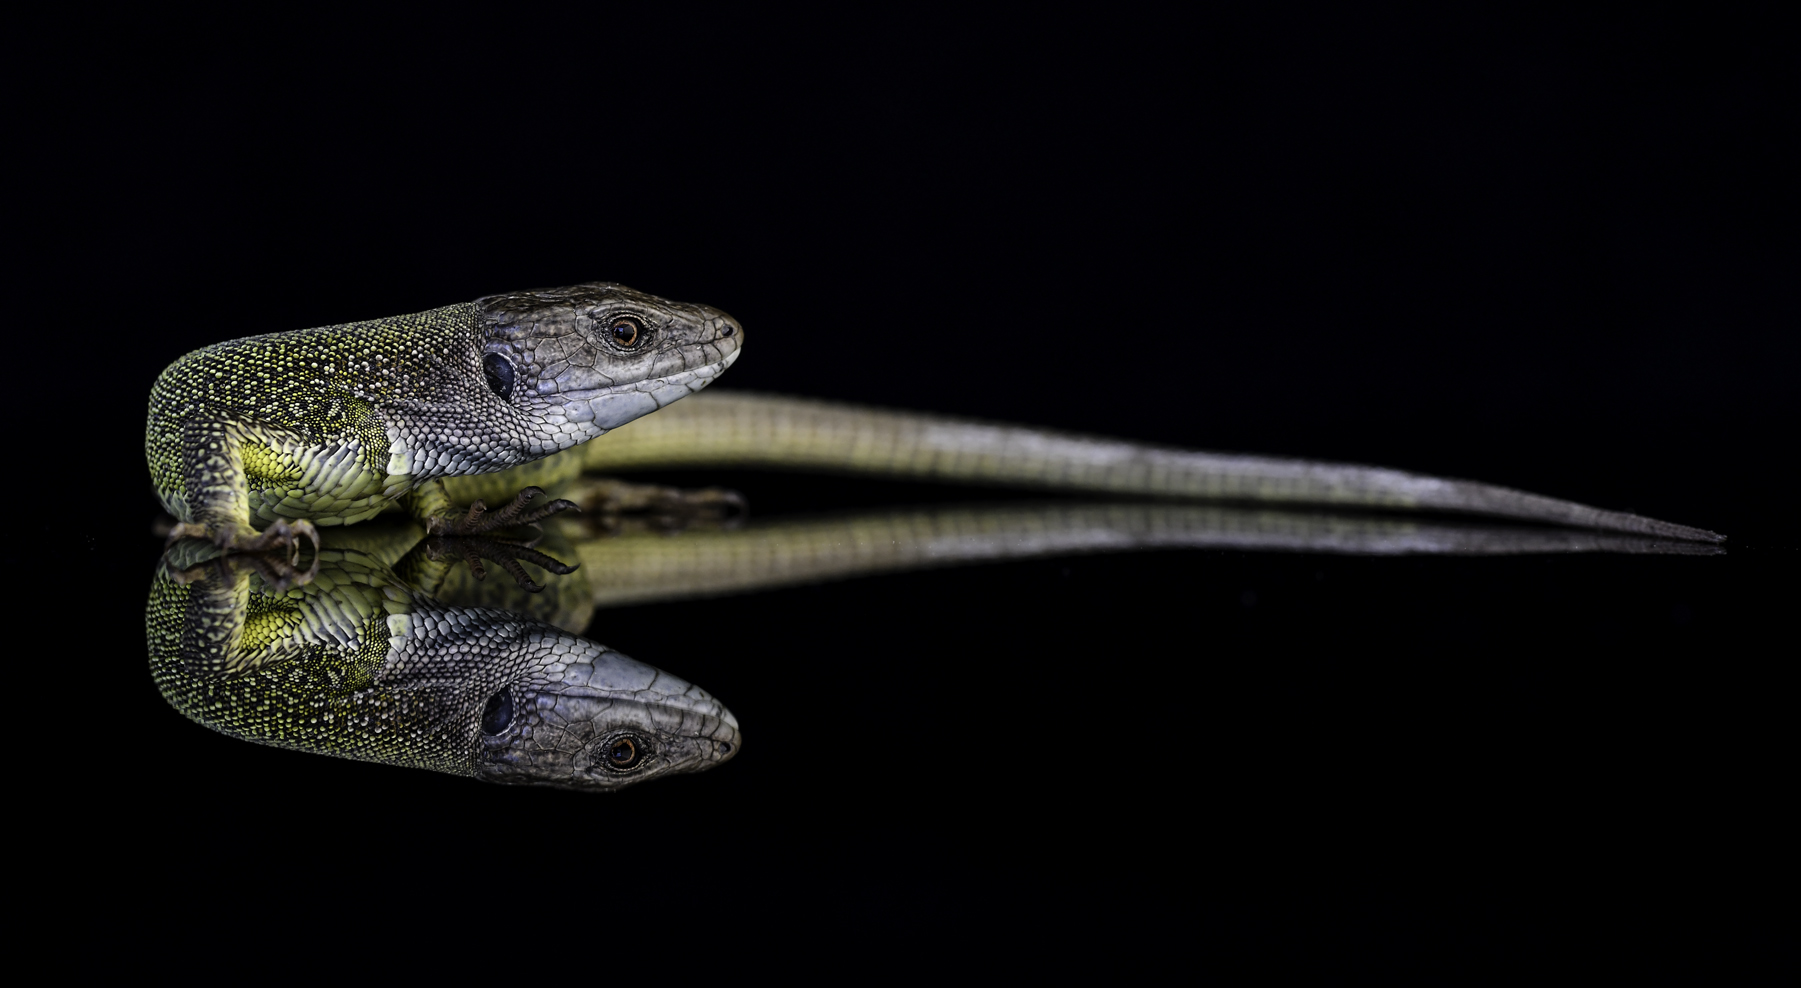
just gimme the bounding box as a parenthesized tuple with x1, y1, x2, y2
(147, 283, 741, 547)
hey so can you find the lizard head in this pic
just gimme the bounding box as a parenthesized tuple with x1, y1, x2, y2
(463, 621, 741, 792)
(471, 282, 743, 461)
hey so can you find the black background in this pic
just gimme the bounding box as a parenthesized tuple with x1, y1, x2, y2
(24, 9, 1793, 979)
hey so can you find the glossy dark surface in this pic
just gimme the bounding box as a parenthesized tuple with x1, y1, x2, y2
(37, 10, 1791, 979)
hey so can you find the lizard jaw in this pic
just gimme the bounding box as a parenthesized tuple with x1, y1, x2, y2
(570, 346, 743, 432)
(472, 642, 741, 791)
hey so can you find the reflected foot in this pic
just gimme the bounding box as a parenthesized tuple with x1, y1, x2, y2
(162, 517, 322, 592)
(573, 478, 747, 536)
(422, 487, 581, 592)
(423, 531, 578, 594)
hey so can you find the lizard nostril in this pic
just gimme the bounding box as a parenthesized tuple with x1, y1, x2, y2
(720, 325, 736, 338)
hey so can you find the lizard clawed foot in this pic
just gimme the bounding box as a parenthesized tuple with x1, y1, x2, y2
(422, 531, 578, 594)
(163, 518, 322, 592)
(423, 487, 580, 592)
(430, 486, 580, 537)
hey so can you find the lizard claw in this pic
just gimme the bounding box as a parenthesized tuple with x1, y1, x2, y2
(423, 531, 579, 593)
(422, 487, 581, 591)
(163, 518, 322, 592)
(432, 487, 580, 537)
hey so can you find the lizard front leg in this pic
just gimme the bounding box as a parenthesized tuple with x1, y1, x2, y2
(163, 420, 321, 588)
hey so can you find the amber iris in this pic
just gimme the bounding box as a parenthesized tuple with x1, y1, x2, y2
(606, 736, 642, 769)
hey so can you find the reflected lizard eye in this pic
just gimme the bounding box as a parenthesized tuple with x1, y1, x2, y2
(481, 688, 514, 735)
(482, 353, 515, 400)
(610, 317, 643, 349)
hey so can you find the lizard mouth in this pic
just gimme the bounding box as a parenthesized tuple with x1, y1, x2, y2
(558, 347, 742, 431)
(473, 643, 740, 790)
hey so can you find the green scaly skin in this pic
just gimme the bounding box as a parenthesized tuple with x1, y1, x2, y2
(146, 282, 743, 558)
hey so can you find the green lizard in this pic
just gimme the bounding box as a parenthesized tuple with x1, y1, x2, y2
(147, 282, 742, 580)
(149, 281, 1718, 578)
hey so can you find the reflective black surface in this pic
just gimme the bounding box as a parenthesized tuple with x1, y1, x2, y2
(38, 10, 1792, 979)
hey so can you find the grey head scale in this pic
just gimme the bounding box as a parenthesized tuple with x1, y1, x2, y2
(465, 282, 743, 461)
(379, 282, 742, 482)
(444, 602, 742, 790)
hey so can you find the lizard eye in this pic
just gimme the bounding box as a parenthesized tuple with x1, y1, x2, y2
(480, 688, 514, 735)
(482, 353, 515, 400)
(600, 734, 646, 772)
(610, 317, 644, 349)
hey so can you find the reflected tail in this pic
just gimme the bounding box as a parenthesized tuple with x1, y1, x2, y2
(575, 503, 1721, 608)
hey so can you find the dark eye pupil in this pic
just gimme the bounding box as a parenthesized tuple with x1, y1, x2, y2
(482, 352, 515, 400)
(597, 734, 646, 772)
(611, 319, 640, 347)
(480, 688, 513, 735)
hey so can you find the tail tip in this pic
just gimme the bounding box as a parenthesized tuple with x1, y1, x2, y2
(1672, 524, 1726, 544)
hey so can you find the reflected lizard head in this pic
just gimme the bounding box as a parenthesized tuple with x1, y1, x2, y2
(467, 631, 740, 791)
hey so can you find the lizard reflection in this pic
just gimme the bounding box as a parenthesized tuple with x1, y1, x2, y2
(148, 524, 738, 792)
(150, 492, 1714, 790)
(558, 496, 1723, 613)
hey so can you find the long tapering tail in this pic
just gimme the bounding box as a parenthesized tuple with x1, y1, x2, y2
(582, 391, 1723, 543)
